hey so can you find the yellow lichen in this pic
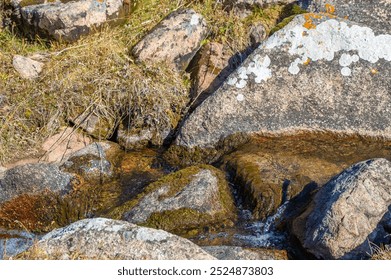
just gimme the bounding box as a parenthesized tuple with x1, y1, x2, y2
(325, 4, 336, 14)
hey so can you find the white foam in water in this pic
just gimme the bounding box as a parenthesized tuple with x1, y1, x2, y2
(234, 203, 288, 248)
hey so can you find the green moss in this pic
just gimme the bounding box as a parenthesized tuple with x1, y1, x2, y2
(105, 165, 237, 237)
(269, 15, 296, 35)
(269, 4, 307, 35)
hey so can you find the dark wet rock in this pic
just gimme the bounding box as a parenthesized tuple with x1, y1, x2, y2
(0, 229, 35, 260)
(132, 9, 208, 72)
(173, 14, 391, 163)
(203, 246, 288, 260)
(60, 142, 121, 183)
(19, 218, 215, 259)
(293, 158, 391, 259)
(302, 0, 391, 32)
(0, 163, 73, 204)
(223, 146, 342, 219)
(14, 0, 127, 42)
(107, 165, 237, 237)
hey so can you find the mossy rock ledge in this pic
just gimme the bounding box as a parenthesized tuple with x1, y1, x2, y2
(106, 165, 237, 237)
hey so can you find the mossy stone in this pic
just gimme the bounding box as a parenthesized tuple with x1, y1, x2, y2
(105, 165, 237, 237)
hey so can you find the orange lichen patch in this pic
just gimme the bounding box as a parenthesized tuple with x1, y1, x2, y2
(344, 16, 349, 20)
(303, 58, 311, 65)
(303, 13, 322, 30)
(325, 4, 336, 14)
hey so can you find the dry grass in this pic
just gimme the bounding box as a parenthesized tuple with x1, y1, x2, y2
(0, 0, 305, 164)
(370, 244, 391, 260)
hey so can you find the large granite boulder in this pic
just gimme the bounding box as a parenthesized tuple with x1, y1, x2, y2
(293, 158, 391, 259)
(301, 0, 391, 32)
(19, 218, 216, 259)
(15, 0, 127, 42)
(172, 14, 391, 163)
(107, 165, 237, 236)
(132, 9, 208, 72)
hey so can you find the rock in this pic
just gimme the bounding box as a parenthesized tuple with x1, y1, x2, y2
(0, 163, 73, 204)
(132, 9, 208, 72)
(223, 145, 342, 219)
(293, 158, 391, 259)
(107, 165, 237, 236)
(117, 127, 155, 150)
(249, 22, 267, 47)
(19, 218, 216, 259)
(203, 246, 288, 260)
(189, 42, 237, 107)
(12, 55, 44, 79)
(173, 14, 391, 161)
(302, 0, 391, 32)
(18, 0, 126, 42)
(70, 108, 116, 140)
(40, 127, 92, 163)
(0, 229, 35, 260)
(60, 142, 121, 183)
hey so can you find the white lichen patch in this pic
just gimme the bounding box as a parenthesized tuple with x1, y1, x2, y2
(263, 16, 391, 76)
(227, 55, 272, 89)
(190, 14, 200, 25)
(236, 94, 245, 101)
(341, 67, 352, 76)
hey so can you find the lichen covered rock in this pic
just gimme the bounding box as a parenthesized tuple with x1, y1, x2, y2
(132, 9, 208, 72)
(107, 165, 237, 236)
(174, 14, 391, 162)
(293, 158, 391, 259)
(302, 0, 391, 32)
(19, 218, 216, 260)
